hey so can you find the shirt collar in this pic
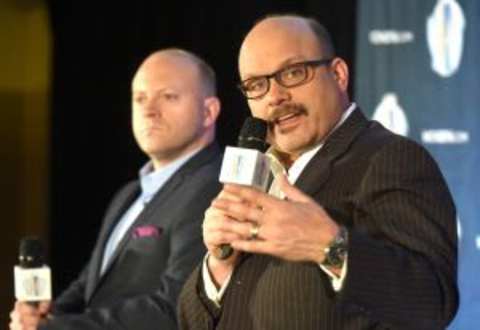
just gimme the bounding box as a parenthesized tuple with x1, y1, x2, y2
(138, 148, 202, 204)
(267, 102, 357, 183)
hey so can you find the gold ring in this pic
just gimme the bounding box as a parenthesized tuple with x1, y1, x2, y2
(249, 223, 260, 240)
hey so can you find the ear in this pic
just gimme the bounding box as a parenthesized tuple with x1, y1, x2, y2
(202, 96, 221, 128)
(330, 57, 349, 92)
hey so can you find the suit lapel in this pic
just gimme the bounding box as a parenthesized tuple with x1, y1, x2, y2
(99, 171, 185, 279)
(295, 109, 369, 196)
(87, 143, 221, 301)
(86, 182, 140, 299)
(240, 112, 369, 266)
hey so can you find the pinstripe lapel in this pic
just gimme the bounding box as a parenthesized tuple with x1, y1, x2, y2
(237, 113, 370, 267)
(295, 109, 369, 196)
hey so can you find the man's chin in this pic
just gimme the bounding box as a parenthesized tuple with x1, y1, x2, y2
(274, 142, 305, 158)
(140, 144, 166, 156)
(274, 132, 305, 152)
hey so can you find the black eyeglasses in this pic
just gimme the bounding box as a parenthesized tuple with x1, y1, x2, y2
(238, 58, 333, 100)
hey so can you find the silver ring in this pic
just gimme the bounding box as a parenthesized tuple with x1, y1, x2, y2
(249, 223, 260, 240)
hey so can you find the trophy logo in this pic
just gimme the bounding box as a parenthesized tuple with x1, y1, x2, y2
(427, 0, 466, 77)
(373, 93, 409, 137)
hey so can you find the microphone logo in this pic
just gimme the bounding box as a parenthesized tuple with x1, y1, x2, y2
(231, 154, 245, 179)
(22, 274, 47, 297)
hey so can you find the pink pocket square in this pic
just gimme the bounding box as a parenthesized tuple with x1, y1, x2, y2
(132, 225, 162, 239)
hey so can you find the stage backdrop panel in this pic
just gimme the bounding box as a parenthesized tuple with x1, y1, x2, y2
(355, 0, 479, 328)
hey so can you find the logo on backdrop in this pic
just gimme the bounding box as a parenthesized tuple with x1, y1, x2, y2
(421, 129, 469, 144)
(457, 216, 480, 252)
(372, 93, 409, 136)
(426, 0, 466, 77)
(369, 30, 415, 45)
(457, 216, 462, 241)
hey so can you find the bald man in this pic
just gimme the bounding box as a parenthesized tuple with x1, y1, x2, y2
(178, 15, 458, 329)
(10, 49, 222, 330)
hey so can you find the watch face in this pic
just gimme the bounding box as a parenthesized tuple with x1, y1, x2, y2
(327, 246, 346, 267)
(322, 226, 348, 267)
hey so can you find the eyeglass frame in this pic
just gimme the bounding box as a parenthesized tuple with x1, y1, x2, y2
(238, 58, 334, 100)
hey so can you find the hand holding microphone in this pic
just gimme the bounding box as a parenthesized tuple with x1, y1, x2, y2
(9, 300, 51, 330)
(210, 117, 269, 260)
(10, 238, 52, 330)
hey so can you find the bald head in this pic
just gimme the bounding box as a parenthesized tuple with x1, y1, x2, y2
(239, 15, 335, 78)
(133, 48, 217, 97)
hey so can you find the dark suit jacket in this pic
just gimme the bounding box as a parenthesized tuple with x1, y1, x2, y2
(178, 110, 458, 330)
(41, 143, 222, 330)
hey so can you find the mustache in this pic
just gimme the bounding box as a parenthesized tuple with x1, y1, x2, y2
(267, 103, 308, 123)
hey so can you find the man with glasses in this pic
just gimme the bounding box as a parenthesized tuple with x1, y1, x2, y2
(178, 14, 458, 329)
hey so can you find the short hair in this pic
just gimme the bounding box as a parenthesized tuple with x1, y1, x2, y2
(251, 14, 336, 58)
(141, 48, 217, 96)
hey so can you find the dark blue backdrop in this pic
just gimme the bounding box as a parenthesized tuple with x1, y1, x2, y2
(355, 0, 479, 328)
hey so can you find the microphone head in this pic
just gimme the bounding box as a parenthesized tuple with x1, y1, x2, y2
(19, 237, 44, 268)
(237, 117, 268, 152)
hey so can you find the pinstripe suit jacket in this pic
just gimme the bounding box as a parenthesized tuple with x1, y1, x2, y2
(178, 109, 458, 330)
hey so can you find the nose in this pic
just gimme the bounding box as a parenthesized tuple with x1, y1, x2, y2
(141, 97, 160, 117)
(265, 79, 290, 107)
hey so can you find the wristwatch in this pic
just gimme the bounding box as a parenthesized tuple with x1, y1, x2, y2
(321, 225, 349, 268)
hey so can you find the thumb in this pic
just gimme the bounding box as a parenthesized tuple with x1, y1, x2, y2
(277, 174, 313, 203)
(38, 301, 52, 314)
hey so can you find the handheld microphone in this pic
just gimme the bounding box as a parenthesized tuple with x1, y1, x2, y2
(216, 117, 269, 259)
(219, 117, 270, 189)
(14, 237, 52, 303)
